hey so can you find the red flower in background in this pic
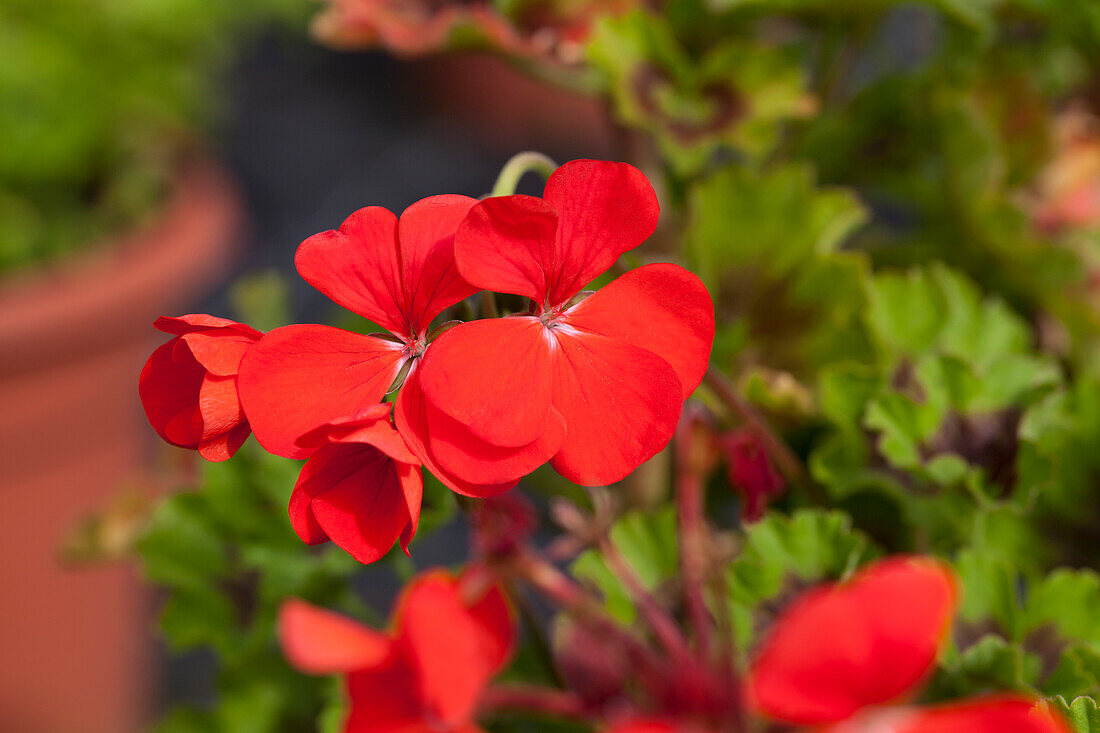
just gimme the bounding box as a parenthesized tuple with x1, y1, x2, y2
(289, 404, 422, 564)
(417, 159, 715, 486)
(139, 315, 262, 461)
(1031, 106, 1100, 233)
(749, 557, 1069, 733)
(280, 569, 514, 732)
(312, 0, 522, 57)
(722, 429, 785, 521)
(311, 0, 637, 63)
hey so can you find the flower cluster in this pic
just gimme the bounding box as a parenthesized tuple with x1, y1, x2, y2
(139, 159, 715, 563)
(281, 557, 1070, 733)
(280, 568, 513, 732)
(595, 558, 1068, 732)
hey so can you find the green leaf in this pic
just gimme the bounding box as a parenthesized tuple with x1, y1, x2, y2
(571, 506, 679, 625)
(1043, 647, 1100, 700)
(865, 265, 1036, 370)
(686, 162, 871, 372)
(724, 509, 877, 650)
(925, 635, 1037, 701)
(586, 13, 813, 175)
(136, 442, 367, 731)
(1045, 697, 1100, 733)
(1025, 570, 1100, 650)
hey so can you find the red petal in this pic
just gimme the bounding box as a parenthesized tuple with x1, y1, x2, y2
(153, 314, 262, 338)
(178, 331, 258, 376)
(397, 194, 480, 334)
(139, 340, 204, 449)
(395, 571, 514, 726)
(295, 405, 419, 465)
(548, 329, 683, 485)
(288, 481, 328, 546)
(238, 325, 405, 459)
(420, 317, 553, 448)
(461, 570, 516, 673)
(197, 373, 244, 442)
(344, 659, 424, 732)
(454, 195, 559, 305)
(292, 443, 422, 564)
(295, 206, 410, 337)
(869, 697, 1071, 733)
(750, 556, 958, 725)
(542, 160, 659, 305)
(197, 422, 251, 462)
(564, 264, 714, 398)
(397, 461, 422, 557)
(278, 599, 393, 674)
(394, 366, 516, 498)
(427, 404, 564, 485)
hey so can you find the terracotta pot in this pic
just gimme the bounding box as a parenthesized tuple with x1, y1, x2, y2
(0, 158, 243, 733)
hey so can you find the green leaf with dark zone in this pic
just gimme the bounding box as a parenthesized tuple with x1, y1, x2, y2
(1043, 646, 1100, 701)
(865, 265, 1036, 371)
(954, 550, 1100, 696)
(685, 162, 871, 372)
(1047, 696, 1100, 733)
(1018, 381, 1100, 542)
(924, 634, 1038, 702)
(586, 13, 812, 175)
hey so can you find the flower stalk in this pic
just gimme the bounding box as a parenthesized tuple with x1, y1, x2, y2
(480, 684, 589, 720)
(702, 366, 811, 492)
(489, 151, 558, 197)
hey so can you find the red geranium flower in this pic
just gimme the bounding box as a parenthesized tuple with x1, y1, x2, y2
(237, 194, 512, 497)
(280, 568, 514, 732)
(722, 428, 785, 522)
(289, 403, 422, 564)
(139, 314, 263, 461)
(749, 556, 1070, 733)
(415, 160, 715, 486)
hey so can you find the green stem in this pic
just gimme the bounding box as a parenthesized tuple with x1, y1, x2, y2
(490, 151, 558, 197)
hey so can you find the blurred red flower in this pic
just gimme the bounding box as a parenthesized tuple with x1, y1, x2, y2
(280, 569, 514, 732)
(749, 556, 1069, 733)
(1031, 106, 1100, 232)
(289, 403, 423, 564)
(139, 314, 262, 461)
(722, 428, 785, 521)
(418, 159, 715, 486)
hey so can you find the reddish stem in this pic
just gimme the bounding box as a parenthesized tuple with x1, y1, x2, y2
(674, 411, 714, 656)
(480, 684, 589, 720)
(597, 536, 692, 661)
(702, 367, 811, 490)
(508, 547, 658, 665)
(509, 547, 595, 612)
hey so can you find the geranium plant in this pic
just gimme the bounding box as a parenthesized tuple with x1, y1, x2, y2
(131, 1, 1100, 732)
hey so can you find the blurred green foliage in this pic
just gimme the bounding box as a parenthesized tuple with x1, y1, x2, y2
(138, 444, 360, 732)
(0, 0, 303, 273)
(129, 0, 1100, 728)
